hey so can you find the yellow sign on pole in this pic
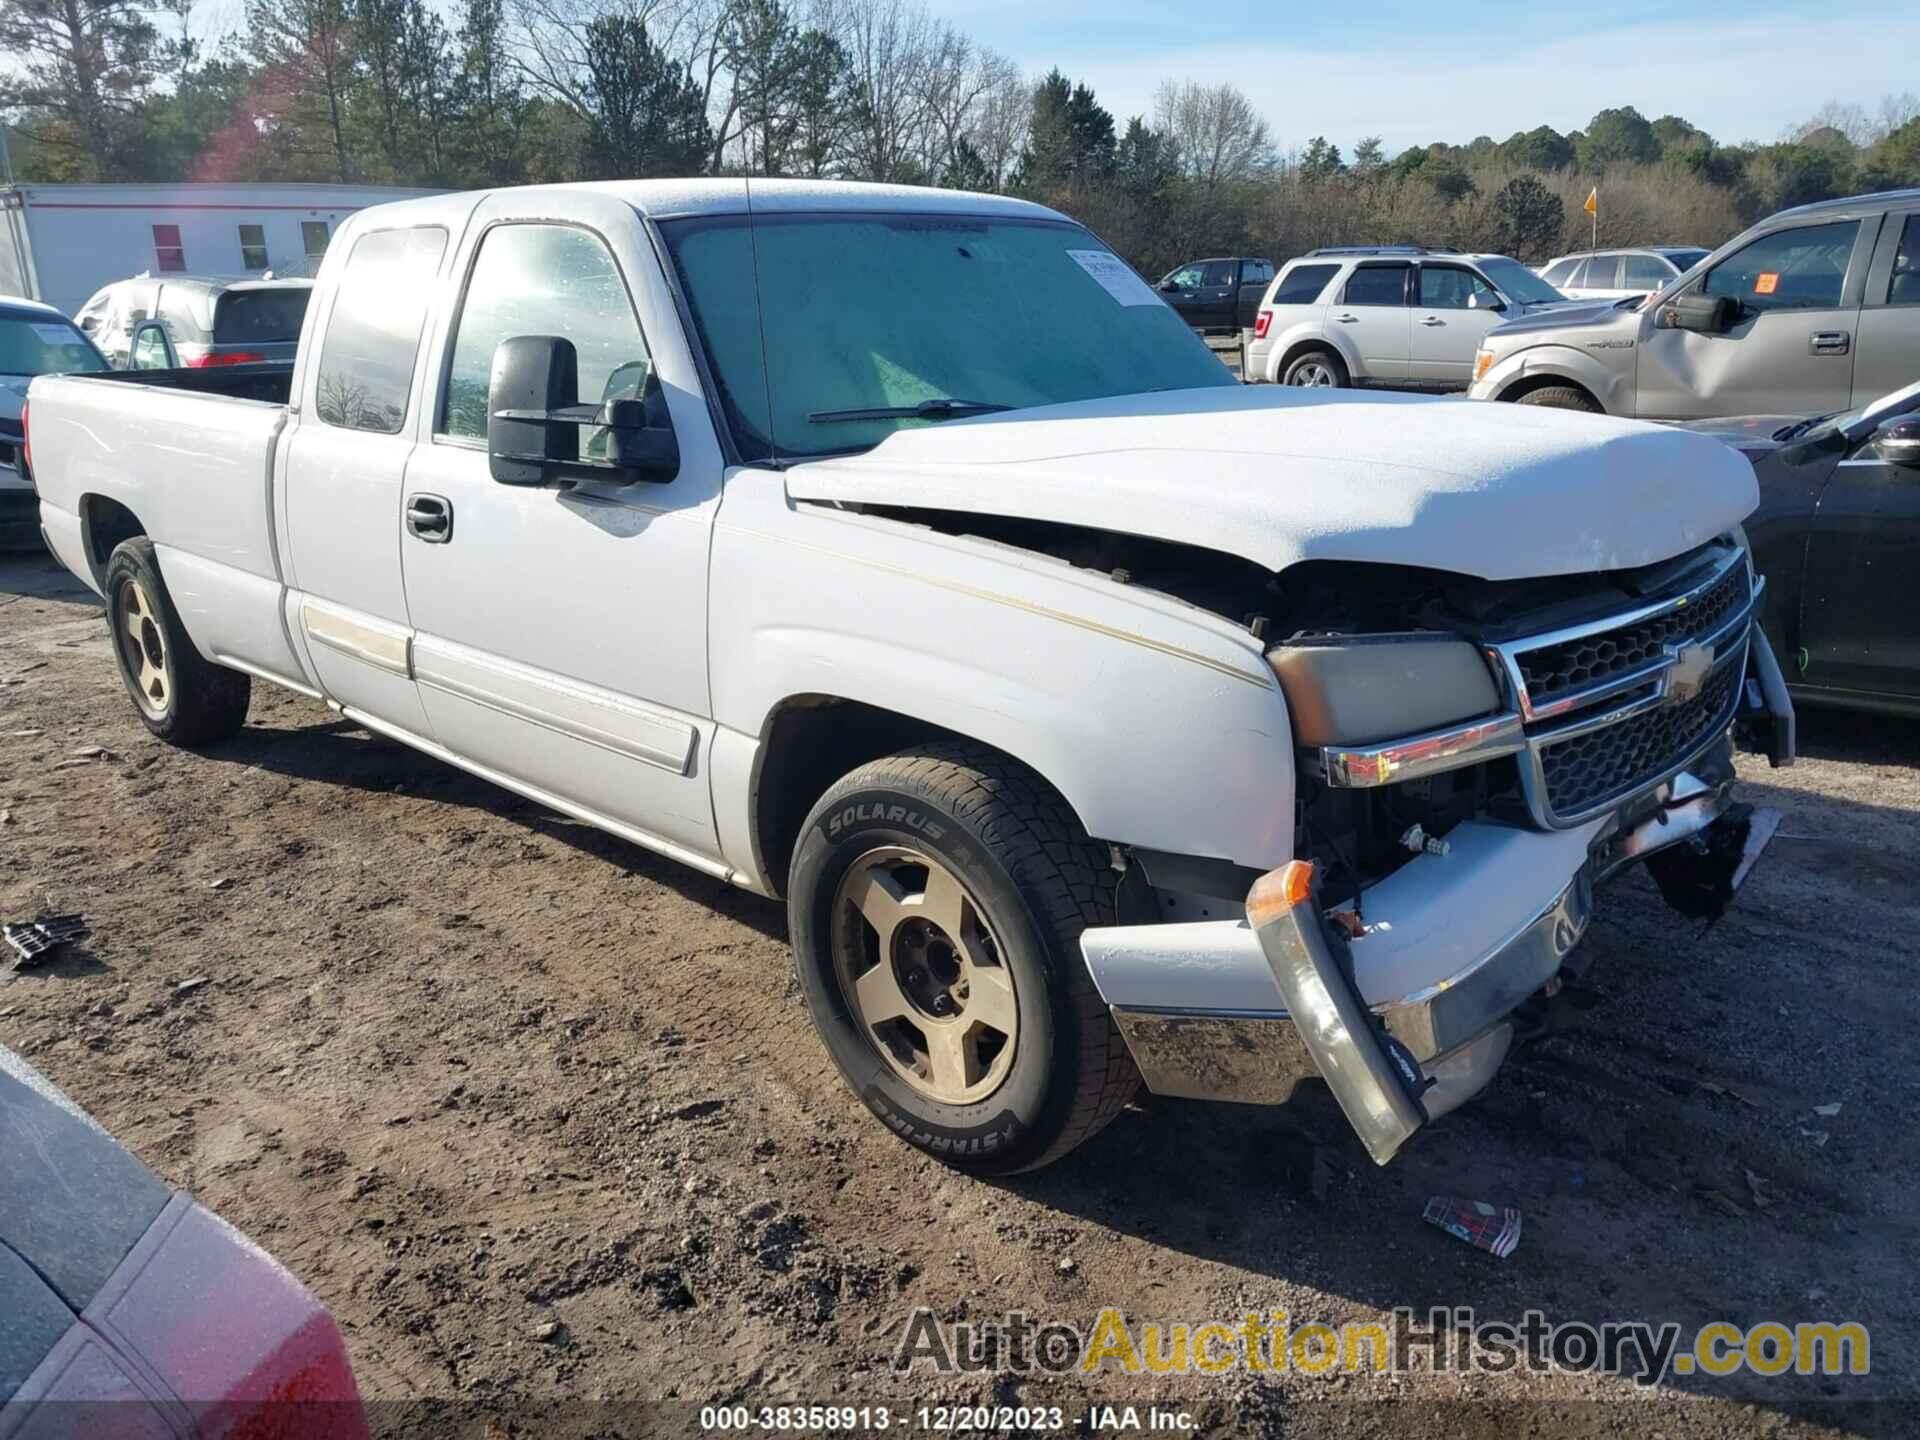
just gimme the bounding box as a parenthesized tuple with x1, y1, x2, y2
(1584, 187, 1598, 215)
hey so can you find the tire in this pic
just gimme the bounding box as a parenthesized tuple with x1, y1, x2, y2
(1515, 384, 1601, 413)
(788, 741, 1139, 1174)
(1281, 348, 1347, 388)
(104, 537, 251, 746)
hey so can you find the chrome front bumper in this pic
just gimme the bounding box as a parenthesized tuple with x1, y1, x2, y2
(1083, 761, 1760, 1164)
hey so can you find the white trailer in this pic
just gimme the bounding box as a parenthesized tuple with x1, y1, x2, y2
(0, 182, 438, 317)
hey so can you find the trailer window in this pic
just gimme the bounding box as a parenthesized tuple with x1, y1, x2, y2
(152, 225, 187, 274)
(303, 222, 331, 262)
(314, 226, 447, 433)
(238, 224, 269, 271)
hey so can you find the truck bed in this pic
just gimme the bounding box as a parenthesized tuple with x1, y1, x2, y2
(28, 367, 301, 685)
(77, 362, 294, 406)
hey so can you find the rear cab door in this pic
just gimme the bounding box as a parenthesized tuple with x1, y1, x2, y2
(1636, 215, 1875, 419)
(1853, 207, 1920, 406)
(1331, 262, 1412, 381)
(280, 207, 463, 736)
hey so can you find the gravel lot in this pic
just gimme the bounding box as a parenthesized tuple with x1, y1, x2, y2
(3, 548, 1917, 1438)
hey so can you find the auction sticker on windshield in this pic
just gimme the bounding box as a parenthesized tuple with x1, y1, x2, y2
(1067, 249, 1163, 307)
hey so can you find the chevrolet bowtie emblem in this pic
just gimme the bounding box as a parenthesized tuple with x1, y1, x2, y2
(1667, 643, 1713, 703)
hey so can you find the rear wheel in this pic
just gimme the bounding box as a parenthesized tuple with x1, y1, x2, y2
(1282, 349, 1347, 388)
(105, 538, 250, 746)
(788, 742, 1138, 1174)
(1515, 384, 1601, 413)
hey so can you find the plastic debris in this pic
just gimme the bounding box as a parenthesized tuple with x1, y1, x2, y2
(1422, 1197, 1520, 1258)
(1743, 1168, 1777, 1210)
(1812, 1101, 1842, 1118)
(4, 914, 90, 971)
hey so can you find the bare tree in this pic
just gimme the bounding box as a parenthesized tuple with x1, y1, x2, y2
(964, 52, 1026, 190)
(1151, 79, 1271, 190)
(836, 0, 934, 182)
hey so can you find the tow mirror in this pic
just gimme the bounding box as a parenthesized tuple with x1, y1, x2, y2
(1659, 293, 1738, 335)
(1877, 416, 1920, 468)
(488, 335, 678, 487)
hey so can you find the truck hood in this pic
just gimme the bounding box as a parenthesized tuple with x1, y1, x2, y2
(1485, 296, 1639, 341)
(783, 385, 1758, 582)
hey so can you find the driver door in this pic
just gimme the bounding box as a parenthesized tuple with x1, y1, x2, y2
(1636, 218, 1870, 419)
(398, 192, 727, 863)
(1798, 418, 1920, 705)
(1408, 264, 1503, 386)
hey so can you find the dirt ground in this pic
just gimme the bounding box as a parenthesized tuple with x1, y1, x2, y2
(4, 548, 1918, 1439)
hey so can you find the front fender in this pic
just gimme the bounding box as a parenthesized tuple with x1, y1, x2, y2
(708, 472, 1297, 876)
(1473, 344, 1631, 414)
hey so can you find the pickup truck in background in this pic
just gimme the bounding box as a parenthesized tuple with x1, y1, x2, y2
(1155, 255, 1274, 335)
(25, 180, 1793, 1175)
(1471, 188, 1920, 417)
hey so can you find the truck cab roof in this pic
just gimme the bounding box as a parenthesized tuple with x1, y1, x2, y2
(354, 178, 1069, 229)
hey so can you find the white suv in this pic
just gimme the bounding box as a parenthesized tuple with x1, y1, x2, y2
(1246, 247, 1578, 390)
(1537, 246, 1709, 301)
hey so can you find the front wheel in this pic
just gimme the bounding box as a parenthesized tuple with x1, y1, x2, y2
(105, 538, 251, 746)
(1515, 384, 1601, 413)
(788, 742, 1138, 1174)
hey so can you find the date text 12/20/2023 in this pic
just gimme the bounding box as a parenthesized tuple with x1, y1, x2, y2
(698, 1404, 1196, 1432)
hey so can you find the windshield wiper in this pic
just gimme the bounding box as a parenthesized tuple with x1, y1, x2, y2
(807, 397, 1011, 424)
(1772, 413, 1834, 442)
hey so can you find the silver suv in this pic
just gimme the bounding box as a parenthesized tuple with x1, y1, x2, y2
(1244, 246, 1577, 390)
(74, 275, 313, 370)
(1470, 189, 1920, 418)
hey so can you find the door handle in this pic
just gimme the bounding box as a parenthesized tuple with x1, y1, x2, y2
(1419, 316, 1446, 326)
(1334, 313, 1360, 323)
(1809, 330, 1851, 355)
(405, 493, 453, 543)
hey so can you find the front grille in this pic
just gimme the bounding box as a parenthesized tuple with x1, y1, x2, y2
(1516, 561, 1749, 703)
(1537, 659, 1740, 816)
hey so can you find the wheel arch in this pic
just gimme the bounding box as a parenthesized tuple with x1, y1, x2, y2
(1488, 346, 1620, 412)
(1272, 324, 1357, 383)
(749, 694, 1092, 901)
(79, 494, 148, 590)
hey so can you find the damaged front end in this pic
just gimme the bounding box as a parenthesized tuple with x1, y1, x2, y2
(1080, 536, 1795, 1164)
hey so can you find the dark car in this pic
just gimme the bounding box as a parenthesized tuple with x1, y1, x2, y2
(1687, 380, 1920, 717)
(1155, 256, 1274, 335)
(1, 1045, 370, 1438)
(1, 298, 110, 548)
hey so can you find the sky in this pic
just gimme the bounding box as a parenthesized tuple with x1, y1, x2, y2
(961, 0, 1920, 156)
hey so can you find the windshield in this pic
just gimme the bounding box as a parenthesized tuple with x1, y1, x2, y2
(1803, 377, 1920, 441)
(1478, 257, 1566, 306)
(213, 289, 311, 345)
(660, 212, 1235, 461)
(0, 315, 107, 377)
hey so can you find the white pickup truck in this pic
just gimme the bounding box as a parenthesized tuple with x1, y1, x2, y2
(24, 180, 1795, 1173)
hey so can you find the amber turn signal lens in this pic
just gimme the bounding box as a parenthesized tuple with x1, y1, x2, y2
(1246, 860, 1316, 928)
